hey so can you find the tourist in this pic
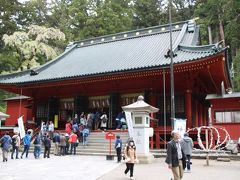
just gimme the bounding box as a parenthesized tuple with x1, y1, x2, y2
(69, 131, 78, 155)
(115, 111, 125, 130)
(53, 132, 60, 156)
(80, 113, 87, 126)
(65, 133, 70, 155)
(33, 133, 41, 159)
(48, 121, 54, 139)
(165, 131, 186, 180)
(43, 134, 51, 158)
(21, 131, 32, 159)
(86, 112, 94, 131)
(181, 132, 194, 173)
(82, 126, 89, 147)
(11, 132, 20, 159)
(41, 121, 47, 137)
(73, 114, 79, 125)
(124, 139, 138, 180)
(115, 135, 122, 163)
(94, 111, 101, 130)
(0, 131, 12, 162)
(65, 120, 72, 135)
(100, 112, 108, 131)
(59, 133, 66, 156)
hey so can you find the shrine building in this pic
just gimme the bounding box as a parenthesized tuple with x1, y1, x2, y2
(1, 20, 238, 147)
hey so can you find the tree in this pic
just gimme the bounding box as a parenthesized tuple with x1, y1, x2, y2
(133, 0, 167, 28)
(0, 0, 23, 49)
(2, 25, 66, 71)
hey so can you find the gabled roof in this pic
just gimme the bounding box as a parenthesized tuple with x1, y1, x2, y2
(206, 92, 240, 100)
(4, 95, 30, 101)
(0, 20, 226, 85)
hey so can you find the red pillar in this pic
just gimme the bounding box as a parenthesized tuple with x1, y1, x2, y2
(149, 94, 157, 149)
(185, 90, 192, 129)
(199, 104, 203, 126)
(195, 100, 199, 127)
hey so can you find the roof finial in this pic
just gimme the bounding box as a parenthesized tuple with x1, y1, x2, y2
(137, 95, 144, 101)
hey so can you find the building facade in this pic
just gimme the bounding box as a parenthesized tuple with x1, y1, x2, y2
(0, 20, 233, 146)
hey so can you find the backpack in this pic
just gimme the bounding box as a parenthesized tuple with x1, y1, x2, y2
(12, 137, 17, 146)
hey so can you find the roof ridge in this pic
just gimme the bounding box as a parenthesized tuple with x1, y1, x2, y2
(73, 21, 188, 48)
(178, 43, 225, 52)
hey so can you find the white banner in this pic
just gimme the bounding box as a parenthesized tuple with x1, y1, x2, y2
(174, 118, 187, 138)
(18, 116, 25, 139)
(125, 111, 134, 138)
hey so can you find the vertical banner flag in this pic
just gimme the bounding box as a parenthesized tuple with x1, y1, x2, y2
(174, 118, 187, 138)
(18, 116, 25, 139)
(54, 115, 58, 128)
(125, 111, 134, 138)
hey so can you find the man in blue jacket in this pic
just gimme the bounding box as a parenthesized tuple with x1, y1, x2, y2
(21, 131, 32, 159)
(115, 135, 122, 163)
(0, 131, 12, 162)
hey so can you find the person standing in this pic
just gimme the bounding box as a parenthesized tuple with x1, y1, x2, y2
(69, 132, 78, 155)
(124, 139, 138, 180)
(43, 135, 51, 158)
(11, 132, 20, 159)
(53, 132, 60, 156)
(165, 131, 186, 180)
(65, 120, 72, 135)
(100, 112, 108, 131)
(33, 133, 41, 159)
(0, 131, 12, 162)
(48, 121, 54, 139)
(181, 132, 194, 173)
(82, 127, 89, 147)
(21, 131, 32, 159)
(59, 133, 66, 156)
(115, 135, 122, 163)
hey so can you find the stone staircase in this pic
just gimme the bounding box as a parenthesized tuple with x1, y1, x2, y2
(28, 131, 129, 156)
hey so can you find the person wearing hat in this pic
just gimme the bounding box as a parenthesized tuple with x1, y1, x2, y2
(165, 130, 186, 180)
(115, 135, 122, 163)
(181, 132, 194, 173)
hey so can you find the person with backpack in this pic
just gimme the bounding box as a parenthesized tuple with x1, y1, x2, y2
(100, 112, 108, 131)
(21, 131, 32, 159)
(11, 132, 20, 159)
(0, 131, 12, 162)
(115, 135, 122, 163)
(124, 139, 138, 180)
(33, 133, 41, 159)
(82, 127, 89, 147)
(43, 134, 51, 158)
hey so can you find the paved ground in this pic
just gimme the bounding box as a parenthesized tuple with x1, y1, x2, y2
(1, 154, 240, 180)
(98, 158, 240, 180)
(0, 155, 120, 180)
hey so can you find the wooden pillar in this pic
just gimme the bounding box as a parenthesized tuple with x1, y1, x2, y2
(149, 94, 157, 149)
(195, 100, 199, 127)
(185, 90, 192, 129)
(199, 104, 203, 126)
(203, 107, 207, 126)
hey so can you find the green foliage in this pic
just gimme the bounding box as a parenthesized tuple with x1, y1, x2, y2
(2, 25, 66, 70)
(232, 51, 240, 91)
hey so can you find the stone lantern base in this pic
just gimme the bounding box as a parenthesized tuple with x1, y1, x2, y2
(137, 153, 155, 164)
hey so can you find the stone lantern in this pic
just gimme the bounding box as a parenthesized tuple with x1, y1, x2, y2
(122, 95, 159, 164)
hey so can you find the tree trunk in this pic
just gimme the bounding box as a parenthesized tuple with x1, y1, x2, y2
(219, 16, 225, 47)
(208, 26, 213, 44)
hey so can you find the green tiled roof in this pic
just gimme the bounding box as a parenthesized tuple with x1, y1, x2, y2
(0, 20, 226, 85)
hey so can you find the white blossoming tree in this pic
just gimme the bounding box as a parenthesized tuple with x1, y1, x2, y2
(2, 25, 65, 71)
